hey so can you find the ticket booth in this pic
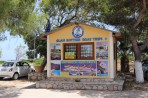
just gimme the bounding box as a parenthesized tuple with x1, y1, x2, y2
(45, 22, 121, 80)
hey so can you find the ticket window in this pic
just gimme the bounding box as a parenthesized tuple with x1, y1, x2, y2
(63, 42, 94, 60)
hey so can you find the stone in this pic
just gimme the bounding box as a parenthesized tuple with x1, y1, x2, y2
(113, 85, 118, 91)
(108, 85, 114, 91)
(81, 79, 86, 82)
(81, 86, 85, 90)
(94, 79, 99, 82)
(31, 76, 37, 80)
(84, 85, 92, 90)
(52, 84, 58, 89)
(92, 86, 98, 90)
(118, 85, 123, 91)
(40, 83, 46, 88)
(69, 78, 74, 82)
(58, 85, 62, 89)
(47, 84, 53, 89)
(86, 79, 91, 82)
(100, 79, 105, 82)
(74, 83, 79, 88)
(63, 86, 69, 89)
(103, 85, 107, 90)
(69, 85, 76, 90)
(36, 83, 40, 88)
(98, 86, 103, 90)
(50, 78, 54, 81)
(38, 76, 42, 80)
(90, 79, 94, 82)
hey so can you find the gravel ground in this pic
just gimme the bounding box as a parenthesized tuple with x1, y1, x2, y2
(0, 77, 148, 98)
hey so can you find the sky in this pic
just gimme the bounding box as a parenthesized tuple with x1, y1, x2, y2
(0, 31, 28, 61)
(0, 1, 41, 61)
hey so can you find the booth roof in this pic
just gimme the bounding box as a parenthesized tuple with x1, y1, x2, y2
(40, 22, 121, 40)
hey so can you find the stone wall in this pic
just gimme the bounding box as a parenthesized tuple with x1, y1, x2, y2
(28, 72, 47, 81)
(36, 78, 124, 91)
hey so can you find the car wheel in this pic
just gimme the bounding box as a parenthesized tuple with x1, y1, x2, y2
(13, 73, 19, 80)
(0, 77, 3, 80)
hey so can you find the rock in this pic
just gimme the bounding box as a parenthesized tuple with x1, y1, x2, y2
(98, 86, 103, 90)
(108, 85, 114, 91)
(92, 86, 98, 90)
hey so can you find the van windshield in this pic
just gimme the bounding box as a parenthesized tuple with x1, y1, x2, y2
(2, 62, 14, 67)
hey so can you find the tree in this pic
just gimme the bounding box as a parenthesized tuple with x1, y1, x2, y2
(98, 0, 148, 82)
(0, 48, 2, 58)
(0, 0, 47, 67)
(24, 35, 47, 68)
(0, 0, 37, 36)
(15, 44, 27, 61)
(27, 0, 102, 70)
(118, 40, 131, 73)
(40, 0, 100, 29)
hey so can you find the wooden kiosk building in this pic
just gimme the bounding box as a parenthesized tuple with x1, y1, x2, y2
(36, 23, 124, 90)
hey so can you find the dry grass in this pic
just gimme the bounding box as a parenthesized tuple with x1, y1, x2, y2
(124, 81, 148, 91)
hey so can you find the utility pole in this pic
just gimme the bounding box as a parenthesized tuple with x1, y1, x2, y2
(34, 37, 36, 60)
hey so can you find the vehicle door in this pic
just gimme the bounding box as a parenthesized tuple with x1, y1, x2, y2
(22, 62, 30, 76)
(16, 62, 25, 76)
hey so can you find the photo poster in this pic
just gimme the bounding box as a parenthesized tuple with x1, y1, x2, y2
(50, 43, 61, 60)
(96, 42, 108, 60)
(51, 61, 61, 76)
(65, 52, 75, 59)
(97, 61, 108, 76)
(61, 61, 96, 76)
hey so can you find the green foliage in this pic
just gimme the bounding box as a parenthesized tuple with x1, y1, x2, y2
(0, 61, 4, 64)
(0, 0, 47, 39)
(99, 0, 148, 34)
(21, 59, 31, 63)
(26, 51, 34, 60)
(99, 0, 148, 60)
(24, 35, 47, 58)
(128, 55, 134, 61)
(34, 58, 44, 66)
(40, 0, 100, 28)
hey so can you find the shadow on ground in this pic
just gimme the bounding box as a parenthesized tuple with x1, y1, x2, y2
(22, 84, 36, 89)
(46, 89, 147, 98)
(0, 76, 28, 82)
(0, 86, 21, 98)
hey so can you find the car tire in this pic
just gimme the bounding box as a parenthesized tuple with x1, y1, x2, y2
(13, 73, 19, 80)
(0, 77, 3, 80)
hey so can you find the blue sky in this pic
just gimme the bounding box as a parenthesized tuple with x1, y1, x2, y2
(0, 1, 41, 61)
(0, 31, 28, 61)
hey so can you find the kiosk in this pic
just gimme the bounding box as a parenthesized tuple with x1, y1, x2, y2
(36, 23, 124, 90)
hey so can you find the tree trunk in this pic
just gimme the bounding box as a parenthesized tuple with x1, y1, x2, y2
(121, 56, 129, 72)
(41, 56, 47, 71)
(134, 61, 144, 83)
(129, 35, 144, 83)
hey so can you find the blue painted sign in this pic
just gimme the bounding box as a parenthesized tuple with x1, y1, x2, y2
(72, 26, 84, 38)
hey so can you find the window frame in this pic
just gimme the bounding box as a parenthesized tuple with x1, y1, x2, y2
(63, 42, 94, 60)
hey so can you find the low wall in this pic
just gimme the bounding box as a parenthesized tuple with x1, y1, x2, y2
(36, 78, 124, 91)
(28, 72, 47, 81)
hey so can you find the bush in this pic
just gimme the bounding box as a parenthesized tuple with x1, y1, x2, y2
(34, 58, 44, 66)
(0, 61, 4, 64)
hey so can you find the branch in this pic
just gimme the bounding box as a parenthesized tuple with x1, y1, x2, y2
(133, 0, 146, 28)
(139, 36, 148, 51)
(59, 15, 76, 27)
(59, 7, 78, 27)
